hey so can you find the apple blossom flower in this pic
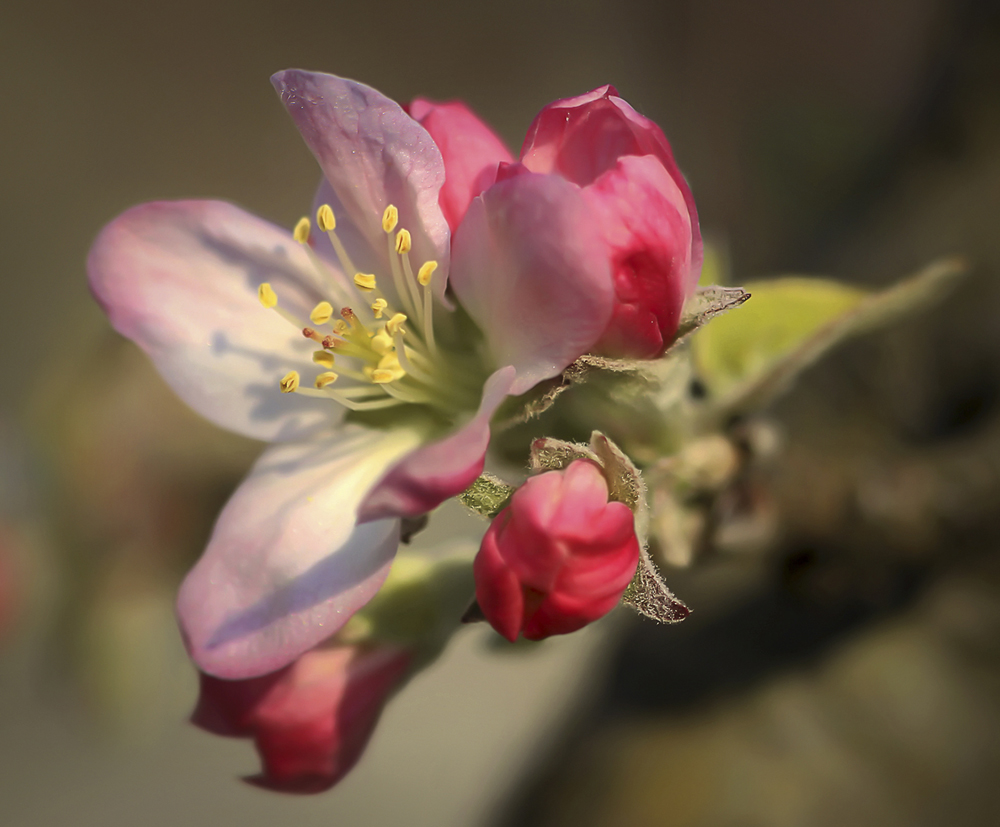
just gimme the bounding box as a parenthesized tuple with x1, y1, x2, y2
(520, 85, 703, 358)
(474, 459, 641, 641)
(87, 70, 617, 680)
(192, 642, 410, 793)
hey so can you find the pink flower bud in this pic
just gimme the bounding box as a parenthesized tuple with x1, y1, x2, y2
(474, 460, 640, 642)
(521, 85, 703, 358)
(192, 643, 410, 794)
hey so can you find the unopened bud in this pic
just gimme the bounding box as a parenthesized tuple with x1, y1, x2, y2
(474, 460, 640, 641)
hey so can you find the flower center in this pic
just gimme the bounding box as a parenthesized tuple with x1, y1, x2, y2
(259, 203, 482, 418)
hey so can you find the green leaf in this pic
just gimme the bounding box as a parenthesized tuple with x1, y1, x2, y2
(692, 257, 965, 416)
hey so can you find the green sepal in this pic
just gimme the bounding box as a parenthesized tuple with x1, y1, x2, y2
(337, 552, 475, 668)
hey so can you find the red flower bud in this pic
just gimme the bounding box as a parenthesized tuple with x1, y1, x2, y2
(474, 460, 640, 641)
(192, 643, 410, 794)
(521, 85, 703, 358)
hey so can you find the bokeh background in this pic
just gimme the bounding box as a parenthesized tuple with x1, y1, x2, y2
(2, 0, 1000, 824)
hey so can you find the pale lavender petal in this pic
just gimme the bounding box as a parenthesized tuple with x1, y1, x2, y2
(449, 174, 613, 396)
(272, 70, 451, 305)
(88, 200, 344, 442)
(357, 367, 516, 522)
(178, 424, 425, 679)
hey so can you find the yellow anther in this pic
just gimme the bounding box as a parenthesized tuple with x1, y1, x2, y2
(353, 273, 377, 292)
(279, 371, 300, 393)
(386, 313, 408, 335)
(378, 352, 402, 370)
(316, 203, 336, 232)
(382, 204, 398, 233)
(417, 261, 438, 286)
(371, 298, 388, 319)
(372, 352, 405, 384)
(314, 371, 339, 389)
(258, 282, 278, 308)
(334, 320, 350, 336)
(309, 301, 334, 325)
(395, 229, 412, 254)
(371, 329, 394, 356)
(293, 217, 311, 244)
(313, 351, 335, 369)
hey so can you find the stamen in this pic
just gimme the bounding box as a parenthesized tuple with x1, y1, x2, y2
(280, 371, 300, 393)
(386, 313, 408, 335)
(372, 298, 388, 319)
(417, 261, 437, 286)
(328, 394, 405, 411)
(371, 351, 407, 384)
(260, 283, 310, 329)
(310, 301, 334, 325)
(398, 247, 425, 328)
(395, 229, 411, 255)
(385, 237, 415, 318)
(328, 364, 380, 383)
(328, 341, 374, 362)
(292, 385, 400, 410)
(370, 329, 394, 356)
(317, 204, 358, 278)
(353, 273, 377, 292)
(313, 351, 335, 369)
(377, 352, 405, 377)
(293, 217, 311, 244)
(302, 327, 326, 345)
(382, 205, 399, 233)
(390, 329, 437, 387)
(378, 378, 436, 406)
(316, 204, 336, 232)
(258, 282, 278, 308)
(314, 372, 338, 389)
(289, 213, 358, 312)
(423, 288, 436, 355)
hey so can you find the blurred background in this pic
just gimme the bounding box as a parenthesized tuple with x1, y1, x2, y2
(2, 0, 1000, 824)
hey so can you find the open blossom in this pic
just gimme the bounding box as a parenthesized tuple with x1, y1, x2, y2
(87, 70, 698, 685)
(192, 642, 410, 793)
(87, 70, 617, 680)
(474, 460, 641, 641)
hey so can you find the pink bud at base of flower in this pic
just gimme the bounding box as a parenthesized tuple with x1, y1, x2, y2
(474, 460, 640, 642)
(192, 644, 410, 794)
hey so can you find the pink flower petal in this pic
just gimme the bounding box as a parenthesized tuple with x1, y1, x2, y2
(193, 644, 411, 793)
(520, 86, 702, 292)
(585, 155, 695, 358)
(518, 84, 620, 179)
(449, 174, 613, 396)
(87, 200, 339, 442)
(407, 98, 513, 232)
(271, 70, 450, 301)
(357, 366, 516, 522)
(177, 424, 425, 679)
